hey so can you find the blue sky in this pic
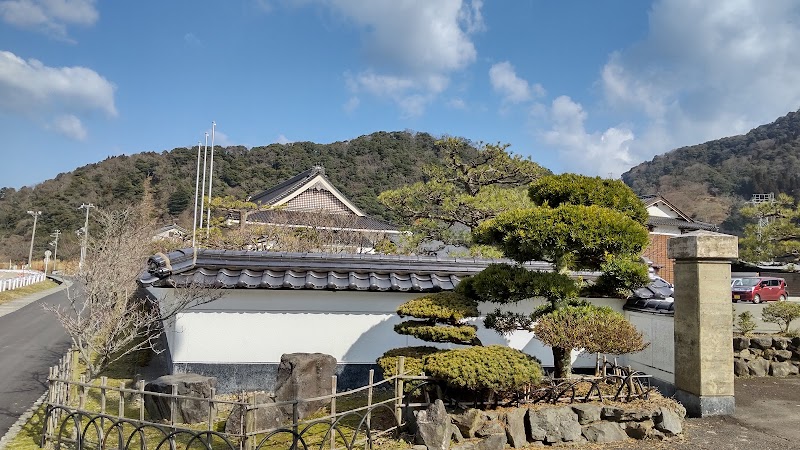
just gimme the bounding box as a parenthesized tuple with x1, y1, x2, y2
(2, 1, 800, 189)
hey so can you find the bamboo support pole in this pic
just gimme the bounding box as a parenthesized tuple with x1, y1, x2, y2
(330, 375, 337, 450)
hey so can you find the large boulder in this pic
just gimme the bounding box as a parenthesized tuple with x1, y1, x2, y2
(144, 374, 217, 424)
(503, 408, 528, 448)
(274, 353, 338, 420)
(654, 407, 683, 436)
(415, 400, 451, 450)
(582, 422, 628, 443)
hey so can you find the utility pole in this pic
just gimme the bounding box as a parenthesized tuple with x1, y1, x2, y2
(27, 210, 41, 269)
(206, 121, 216, 239)
(50, 229, 61, 273)
(78, 203, 95, 274)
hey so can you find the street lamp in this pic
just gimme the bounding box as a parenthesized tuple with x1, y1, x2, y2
(27, 210, 41, 269)
(50, 229, 61, 273)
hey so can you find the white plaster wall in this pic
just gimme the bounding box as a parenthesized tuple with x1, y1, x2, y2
(647, 204, 681, 219)
(147, 287, 626, 369)
(650, 226, 681, 236)
(621, 311, 675, 383)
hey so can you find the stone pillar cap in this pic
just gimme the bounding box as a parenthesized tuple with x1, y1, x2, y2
(667, 230, 738, 260)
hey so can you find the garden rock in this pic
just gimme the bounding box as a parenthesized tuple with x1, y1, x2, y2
(738, 349, 752, 361)
(144, 373, 216, 424)
(734, 359, 749, 377)
(475, 419, 505, 438)
(774, 350, 793, 362)
(751, 336, 774, 349)
(504, 407, 528, 448)
(274, 353, 337, 420)
(747, 358, 770, 377)
(769, 361, 798, 377)
(416, 400, 451, 450)
(452, 409, 486, 438)
(624, 420, 654, 439)
(451, 434, 507, 450)
(571, 404, 602, 425)
(582, 422, 628, 443)
(224, 393, 285, 435)
(654, 407, 682, 436)
(773, 337, 791, 350)
(733, 337, 750, 350)
(528, 406, 582, 444)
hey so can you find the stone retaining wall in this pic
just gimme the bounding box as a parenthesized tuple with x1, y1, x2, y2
(733, 336, 800, 377)
(413, 400, 686, 449)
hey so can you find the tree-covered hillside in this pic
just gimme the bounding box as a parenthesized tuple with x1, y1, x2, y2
(0, 131, 465, 262)
(622, 109, 800, 233)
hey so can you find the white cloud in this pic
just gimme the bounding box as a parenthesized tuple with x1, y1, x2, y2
(276, 134, 291, 144)
(0, 51, 116, 117)
(542, 96, 634, 178)
(597, 0, 800, 169)
(49, 114, 86, 140)
(0, 50, 116, 139)
(447, 97, 467, 110)
(0, 0, 98, 40)
(342, 96, 359, 113)
(489, 61, 544, 104)
(332, 0, 483, 115)
(184, 33, 202, 47)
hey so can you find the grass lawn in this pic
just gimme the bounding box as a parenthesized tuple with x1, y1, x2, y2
(0, 280, 59, 307)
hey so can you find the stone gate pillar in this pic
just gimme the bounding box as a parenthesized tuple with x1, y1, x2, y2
(668, 230, 738, 417)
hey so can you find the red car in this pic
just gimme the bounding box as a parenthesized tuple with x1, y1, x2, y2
(731, 277, 788, 303)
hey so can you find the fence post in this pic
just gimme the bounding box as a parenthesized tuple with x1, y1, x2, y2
(100, 376, 107, 444)
(247, 393, 256, 450)
(330, 376, 337, 450)
(292, 400, 299, 450)
(78, 375, 87, 410)
(170, 384, 177, 430)
(208, 388, 216, 432)
(138, 380, 146, 422)
(367, 369, 374, 431)
(118, 381, 126, 419)
(395, 356, 405, 427)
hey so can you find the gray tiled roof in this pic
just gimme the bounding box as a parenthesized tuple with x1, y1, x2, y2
(139, 248, 554, 292)
(233, 209, 401, 232)
(647, 216, 717, 231)
(249, 166, 323, 205)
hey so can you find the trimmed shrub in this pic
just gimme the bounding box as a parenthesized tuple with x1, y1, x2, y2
(736, 311, 757, 336)
(457, 263, 578, 304)
(376, 346, 443, 378)
(423, 345, 543, 394)
(396, 292, 479, 323)
(762, 302, 800, 334)
(533, 305, 649, 355)
(394, 321, 479, 345)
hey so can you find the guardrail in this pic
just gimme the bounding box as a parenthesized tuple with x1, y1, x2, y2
(0, 270, 46, 292)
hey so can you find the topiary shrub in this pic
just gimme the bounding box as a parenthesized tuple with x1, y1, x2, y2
(735, 311, 757, 336)
(376, 346, 443, 378)
(762, 301, 800, 334)
(423, 345, 543, 396)
(394, 321, 479, 345)
(392, 292, 482, 345)
(397, 292, 479, 323)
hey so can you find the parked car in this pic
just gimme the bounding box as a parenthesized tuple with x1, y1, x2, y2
(731, 278, 742, 287)
(731, 277, 788, 303)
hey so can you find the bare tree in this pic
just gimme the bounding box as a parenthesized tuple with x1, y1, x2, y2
(45, 193, 223, 380)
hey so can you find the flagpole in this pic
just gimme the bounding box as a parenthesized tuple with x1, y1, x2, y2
(192, 141, 202, 248)
(199, 132, 209, 232)
(206, 121, 216, 238)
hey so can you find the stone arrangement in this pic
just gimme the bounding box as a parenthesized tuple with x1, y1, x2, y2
(144, 373, 217, 424)
(733, 336, 800, 377)
(413, 399, 685, 449)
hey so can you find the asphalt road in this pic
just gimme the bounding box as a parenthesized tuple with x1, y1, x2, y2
(0, 287, 72, 438)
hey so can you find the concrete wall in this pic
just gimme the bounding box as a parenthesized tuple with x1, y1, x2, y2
(621, 311, 675, 389)
(148, 286, 626, 391)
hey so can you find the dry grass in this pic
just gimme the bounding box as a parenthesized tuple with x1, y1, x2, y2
(0, 279, 59, 306)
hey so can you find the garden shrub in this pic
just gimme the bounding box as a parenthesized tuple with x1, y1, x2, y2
(736, 311, 757, 336)
(762, 302, 800, 334)
(376, 346, 443, 378)
(396, 292, 479, 323)
(534, 305, 649, 355)
(423, 345, 543, 394)
(393, 321, 479, 345)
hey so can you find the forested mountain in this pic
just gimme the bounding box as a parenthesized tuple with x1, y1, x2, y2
(622, 109, 800, 233)
(0, 131, 452, 262)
